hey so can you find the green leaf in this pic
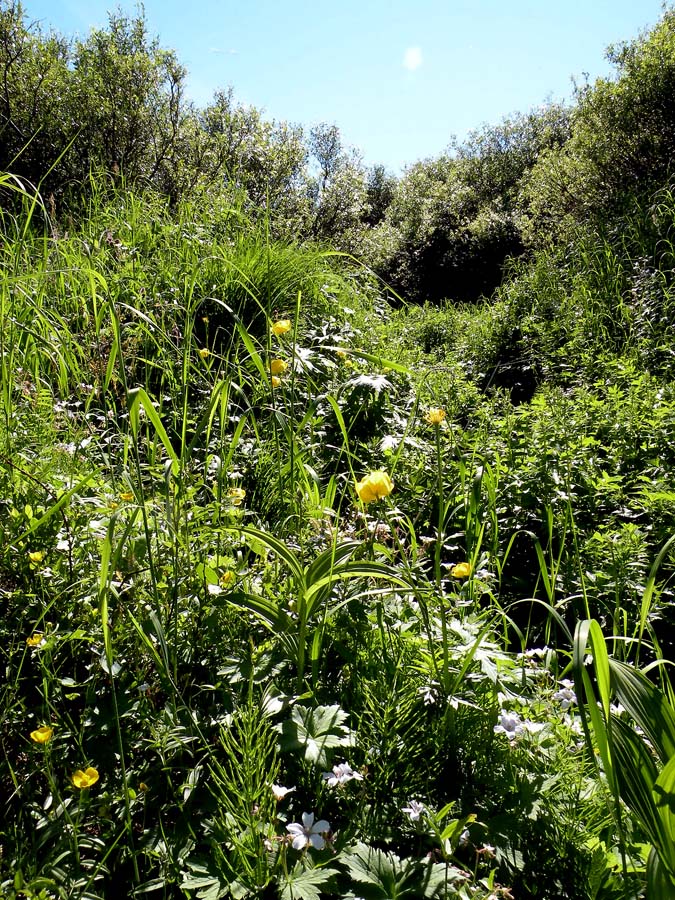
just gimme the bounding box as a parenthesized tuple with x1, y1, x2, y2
(611, 716, 666, 850)
(610, 658, 675, 764)
(127, 387, 179, 475)
(647, 846, 675, 900)
(279, 704, 351, 766)
(279, 864, 339, 900)
(224, 590, 291, 632)
(342, 842, 458, 899)
(655, 753, 675, 850)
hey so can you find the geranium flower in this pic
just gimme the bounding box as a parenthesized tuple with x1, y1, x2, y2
(270, 359, 287, 376)
(30, 725, 53, 744)
(322, 762, 363, 787)
(402, 800, 425, 821)
(271, 319, 292, 336)
(355, 470, 394, 503)
(271, 783, 296, 801)
(553, 679, 577, 710)
(286, 812, 331, 850)
(72, 767, 99, 789)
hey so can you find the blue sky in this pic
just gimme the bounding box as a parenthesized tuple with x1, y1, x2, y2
(25, 0, 666, 172)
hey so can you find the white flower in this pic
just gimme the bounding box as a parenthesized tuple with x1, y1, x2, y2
(322, 762, 363, 787)
(286, 812, 331, 850)
(402, 800, 425, 821)
(494, 710, 525, 740)
(553, 679, 577, 710)
(271, 783, 296, 801)
(419, 681, 439, 705)
(517, 646, 549, 661)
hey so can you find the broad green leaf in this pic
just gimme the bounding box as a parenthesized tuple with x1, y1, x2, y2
(655, 753, 675, 851)
(234, 526, 304, 581)
(647, 846, 675, 900)
(225, 591, 290, 632)
(279, 704, 351, 766)
(612, 717, 666, 849)
(280, 865, 339, 900)
(610, 659, 675, 764)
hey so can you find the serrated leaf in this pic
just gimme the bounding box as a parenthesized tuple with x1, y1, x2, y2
(280, 864, 339, 900)
(279, 704, 351, 766)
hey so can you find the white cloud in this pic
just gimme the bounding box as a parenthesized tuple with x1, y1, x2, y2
(403, 46, 423, 71)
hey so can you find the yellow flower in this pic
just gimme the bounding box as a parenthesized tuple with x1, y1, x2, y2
(72, 767, 99, 789)
(139, 782, 148, 792)
(26, 633, 43, 647)
(30, 725, 54, 744)
(451, 562, 472, 579)
(28, 550, 45, 564)
(271, 375, 282, 388)
(270, 359, 287, 376)
(219, 570, 235, 587)
(425, 407, 446, 425)
(355, 471, 394, 503)
(198, 347, 210, 359)
(119, 491, 134, 502)
(271, 319, 292, 336)
(336, 349, 348, 359)
(228, 487, 246, 506)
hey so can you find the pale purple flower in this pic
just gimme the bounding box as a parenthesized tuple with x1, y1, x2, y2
(322, 762, 363, 787)
(402, 800, 425, 821)
(286, 812, 331, 850)
(553, 679, 577, 710)
(494, 710, 525, 740)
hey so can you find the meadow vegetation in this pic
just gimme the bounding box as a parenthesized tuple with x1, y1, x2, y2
(3, 2, 675, 898)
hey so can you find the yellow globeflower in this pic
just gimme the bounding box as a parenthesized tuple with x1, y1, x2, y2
(219, 570, 235, 587)
(30, 725, 54, 744)
(271, 319, 292, 336)
(271, 375, 282, 388)
(425, 407, 446, 425)
(355, 471, 394, 503)
(451, 562, 472, 579)
(28, 550, 45, 564)
(198, 347, 210, 359)
(119, 491, 134, 502)
(228, 487, 246, 506)
(72, 767, 99, 789)
(26, 633, 43, 647)
(270, 359, 287, 376)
